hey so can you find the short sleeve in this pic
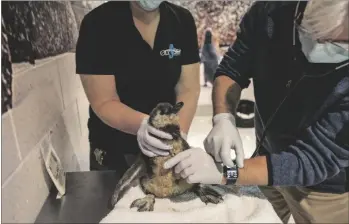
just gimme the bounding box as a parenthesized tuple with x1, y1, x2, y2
(75, 16, 115, 75)
(180, 11, 200, 65)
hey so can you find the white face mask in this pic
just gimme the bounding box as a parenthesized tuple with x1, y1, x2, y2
(298, 31, 349, 63)
(137, 0, 164, 12)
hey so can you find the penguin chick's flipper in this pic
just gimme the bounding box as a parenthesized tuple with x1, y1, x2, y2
(130, 194, 155, 212)
(109, 154, 147, 209)
(194, 184, 224, 204)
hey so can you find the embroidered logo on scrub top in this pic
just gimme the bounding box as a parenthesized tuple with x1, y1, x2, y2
(160, 44, 181, 59)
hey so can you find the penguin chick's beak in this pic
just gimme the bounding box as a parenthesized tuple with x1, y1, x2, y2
(172, 102, 184, 114)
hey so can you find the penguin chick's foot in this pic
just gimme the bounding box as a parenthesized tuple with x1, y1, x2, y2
(130, 194, 156, 212)
(195, 184, 224, 204)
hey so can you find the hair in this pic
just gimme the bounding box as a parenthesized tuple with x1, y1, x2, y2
(301, 0, 349, 40)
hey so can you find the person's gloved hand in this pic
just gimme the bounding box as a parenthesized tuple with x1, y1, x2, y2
(137, 117, 173, 157)
(204, 113, 244, 168)
(163, 148, 223, 185)
(181, 131, 188, 141)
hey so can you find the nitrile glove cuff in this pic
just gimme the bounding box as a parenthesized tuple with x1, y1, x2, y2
(213, 113, 236, 126)
(181, 131, 188, 140)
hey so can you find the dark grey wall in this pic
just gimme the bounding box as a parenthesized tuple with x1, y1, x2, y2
(1, 1, 101, 114)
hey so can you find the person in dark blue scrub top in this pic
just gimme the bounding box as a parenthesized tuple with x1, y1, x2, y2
(75, 1, 200, 174)
(164, 1, 349, 223)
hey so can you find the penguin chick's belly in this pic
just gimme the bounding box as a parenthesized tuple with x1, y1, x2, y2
(142, 139, 194, 198)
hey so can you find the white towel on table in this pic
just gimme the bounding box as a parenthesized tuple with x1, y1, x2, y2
(100, 182, 281, 223)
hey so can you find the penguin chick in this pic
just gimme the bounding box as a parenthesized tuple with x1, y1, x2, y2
(110, 102, 223, 212)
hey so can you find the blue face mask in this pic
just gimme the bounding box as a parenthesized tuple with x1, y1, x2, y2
(298, 31, 349, 63)
(137, 0, 164, 11)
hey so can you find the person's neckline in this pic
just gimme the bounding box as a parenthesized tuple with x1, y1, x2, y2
(128, 2, 165, 51)
(129, 1, 162, 25)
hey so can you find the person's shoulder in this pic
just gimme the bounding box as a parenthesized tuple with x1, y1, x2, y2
(82, 1, 129, 27)
(248, 1, 298, 15)
(257, 1, 301, 14)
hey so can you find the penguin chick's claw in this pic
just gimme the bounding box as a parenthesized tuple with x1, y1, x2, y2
(130, 194, 155, 212)
(195, 184, 224, 204)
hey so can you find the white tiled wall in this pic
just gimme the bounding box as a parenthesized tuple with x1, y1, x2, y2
(1, 53, 90, 222)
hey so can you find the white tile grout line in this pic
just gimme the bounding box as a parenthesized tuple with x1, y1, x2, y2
(12, 53, 72, 78)
(75, 98, 83, 137)
(8, 110, 23, 161)
(56, 56, 66, 110)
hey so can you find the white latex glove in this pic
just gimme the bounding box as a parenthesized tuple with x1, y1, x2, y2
(137, 117, 173, 157)
(181, 131, 188, 141)
(204, 113, 244, 168)
(163, 148, 223, 185)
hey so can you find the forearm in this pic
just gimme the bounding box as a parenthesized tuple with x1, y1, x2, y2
(226, 131, 348, 187)
(93, 100, 147, 135)
(221, 156, 269, 186)
(212, 76, 242, 116)
(211, 2, 261, 116)
(176, 88, 200, 134)
(176, 63, 200, 134)
(79, 75, 148, 135)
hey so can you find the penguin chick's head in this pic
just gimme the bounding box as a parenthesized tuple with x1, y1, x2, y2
(148, 102, 184, 131)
